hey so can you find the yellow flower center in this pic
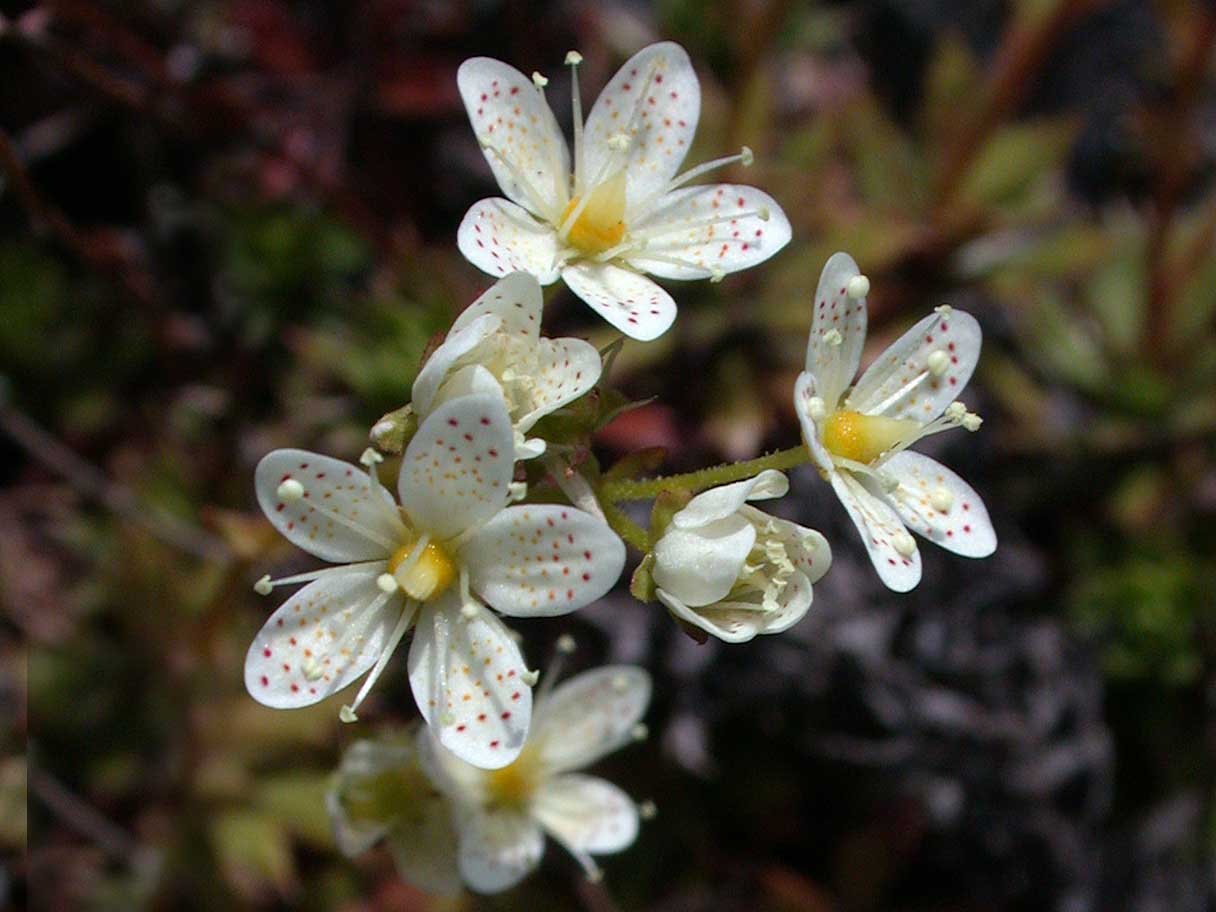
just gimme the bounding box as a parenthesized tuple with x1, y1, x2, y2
(561, 171, 627, 255)
(389, 539, 457, 602)
(342, 765, 433, 825)
(821, 409, 919, 465)
(484, 744, 544, 810)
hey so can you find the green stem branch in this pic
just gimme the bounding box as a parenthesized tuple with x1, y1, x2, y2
(599, 500, 651, 552)
(599, 445, 811, 503)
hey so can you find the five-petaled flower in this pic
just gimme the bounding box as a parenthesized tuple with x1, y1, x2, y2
(456, 42, 791, 341)
(245, 393, 625, 768)
(411, 272, 601, 460)
(652, 470, 831, 642)
(418, 664, 651, 892)
(327, 732, 462, 896)
(793, 252, 996, 591)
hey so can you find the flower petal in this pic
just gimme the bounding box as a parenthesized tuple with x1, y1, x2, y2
(671, 469, 788, 530)
(412, 314, 501, 416)
(255, 450, 403, 563)
(427, 364, 506, 413)
(627, 185, 791, 278)
(882, 452, 996, 558)
(407, 596, 532, 769)
(398, 394, 514, 542)
(533, 665, 651, 772)
(458, 198, 562, 283)
(451, 272, 544, 340)
(740, 506, 832, 585)
(805, 251, 868, 410)
(455, 806, 544, 894)
(582, 41, 700, 214)
(457, 58, 569, 220)
(560, 262, 676, 340)
(532, 774, 639, 854)
(463, 505, 625, 618)
(245, 567, 402, 708)
(847, 309, 982, 422)
(830, 470, 922, 592)
(658, 569, 813, 644)
(385, 797, 464, 897)
(515, 337, 602, 431)
(652, 517, 755, 607)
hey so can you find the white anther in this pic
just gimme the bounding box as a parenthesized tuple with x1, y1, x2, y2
(532, 71, 549, 88)
(631, 723, 649, 741)
(807, 396, 827, 422)
(927, 350, 950, 377)
(461, 602, 479, 619)
(606, 133, 630, 151)
(612, 674, 630, 692)
(930, 487, 955, 512)
(276, 478, 305, 502)
(757, 206, 770, 221)
(360, 447, 384, 466)
(892, 531, 917, 557)
(254, 574, 273, 596)
(521, 669, 540, 686)
(878, 470, 900, 493)
(935, 304, 953, 316)
(846, 274, 871, 300)
(556, 634, 577, 654)
(586, 867, 604, 884)
(564, 51, 583, 65)
(962, 413, 983, 432)
(740, 145, 754, 166)
(369, 420, 395, 442)
(823, 329, 843, 347)
(376, 573, 399, 594)
(639, 800, 658, 820)
(508, 481, 528, 502)
(944, 401, 967, 422)
(339, 705, 358, 723)
(709, 267, 725, 283)
(302, 656, 324, 682)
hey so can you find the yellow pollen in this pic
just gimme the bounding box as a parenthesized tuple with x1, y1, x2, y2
(561, 171, 627, 255)
(484, 745, 543, 810)
(821, 409, 919, 465)
(389, 539, 457, 601)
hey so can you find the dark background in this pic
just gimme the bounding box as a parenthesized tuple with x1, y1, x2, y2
(5, 0, 1216, 909)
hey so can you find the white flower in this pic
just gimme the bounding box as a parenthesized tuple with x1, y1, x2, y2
(418, 664, 651, 893)
(411, 272, 601, 460)
(456, 42, 792, 341)
(793, 252, 997, 592)
(327, 733, 461, 896)
(244, 393, 625, 768)
(651, 470, 830, 642)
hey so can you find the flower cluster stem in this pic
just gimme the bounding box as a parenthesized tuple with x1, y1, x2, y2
(599, 445, 811, 503)
(599, 500, 651, 552)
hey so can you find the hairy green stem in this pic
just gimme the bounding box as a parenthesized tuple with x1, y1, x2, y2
(599, 500, 651, 552)
(599, 445, 812, 503)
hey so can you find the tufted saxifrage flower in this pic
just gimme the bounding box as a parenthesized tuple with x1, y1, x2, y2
(651, 470, 831, 643)
(456, 42, 791, 341)
(418, 664, 652, 893)
(327, 733, 462, 896)
(244, 393, 625, 768)
(793, 252, 996, 592)
(410, 272, 601, 460)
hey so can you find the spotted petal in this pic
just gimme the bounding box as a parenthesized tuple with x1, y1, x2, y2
(455, 806, 544, 894)
(847, 309, 982, 422)
(883, 452, 996, 558)
(658, 571, 810, 643)
(516, 337, 602, 431)
(582, 42, 700, 215)
(458, 198, 562, 283)
(627, 185, 791, 279)
(652, 516, 755, 607)
(451, 271, 545, 339)
(457, 58, 570, 220)
(740, 507, 832, 585)
(407, 597, 532, 769)
(805, 252, 868, 411)
(255, 450, 403, 563)
(463, 505, 625, 618)
(793, 371, 835, 476)
(412, 314, 501, 416)
(830, 470, 921, 592)
(533, 666, 651, 772)
(385, 796, 463, 896)
(245, 567, 402, 708)
(398, 394, 515, 542)
(533, 774, 639, 854)
(561, 261, 676, 340)
(671, 469, 787, 530)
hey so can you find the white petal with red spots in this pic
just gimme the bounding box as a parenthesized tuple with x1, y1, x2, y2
(397, 394, 515, 543)
(457, 198, 562, 283)
(829, 470, 922, 592)
(407, 596, 532, 769)
(533, 666, 652, 772)
(805, 251, 868, 410)
(560, 261, 676, 341)
(245, 567, 402, 708)
(516, 337, 601, 431)
(532, 774, 639, 854)
(883, 451, 996, 558)
(450, 271, 544, 339)
(255, 450, 403, 564)
(462, 504, 626, 618)
(411, 313, 501, 415)
(847, 309, 982, 422)
(627, 184, 791, 279)
(455, 807, 544, 893)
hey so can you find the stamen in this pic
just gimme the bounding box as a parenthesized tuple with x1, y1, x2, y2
(625, 206, 771, 246)
(935, 304, 953, 317)
(846, 275, 870, 300)
(639, 800, 658, 820)
(277, 479, 304, 502)
(535, 636, 576, 705)
(254, 574, 273, 595)
(962, 413, 983, 432)
(566, 51, 585, 194)
(930, 487, 954, 512)
(806, 396, 827, 422)
(823, 329, 843, 347)
(660, 147, 755, 196)
(630, 723, 648, 741)
(531, 71, 548, 88)
(377, 573, 398, 593)
(340, 599, 418, 723)
(480, 142, 559, 223)
(360, 448, 409, 538)
(927, 350, 950, 377)
(280, 480, 399, 552)
(892, 530, 917, 557)
(253, 562, 387, 595)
